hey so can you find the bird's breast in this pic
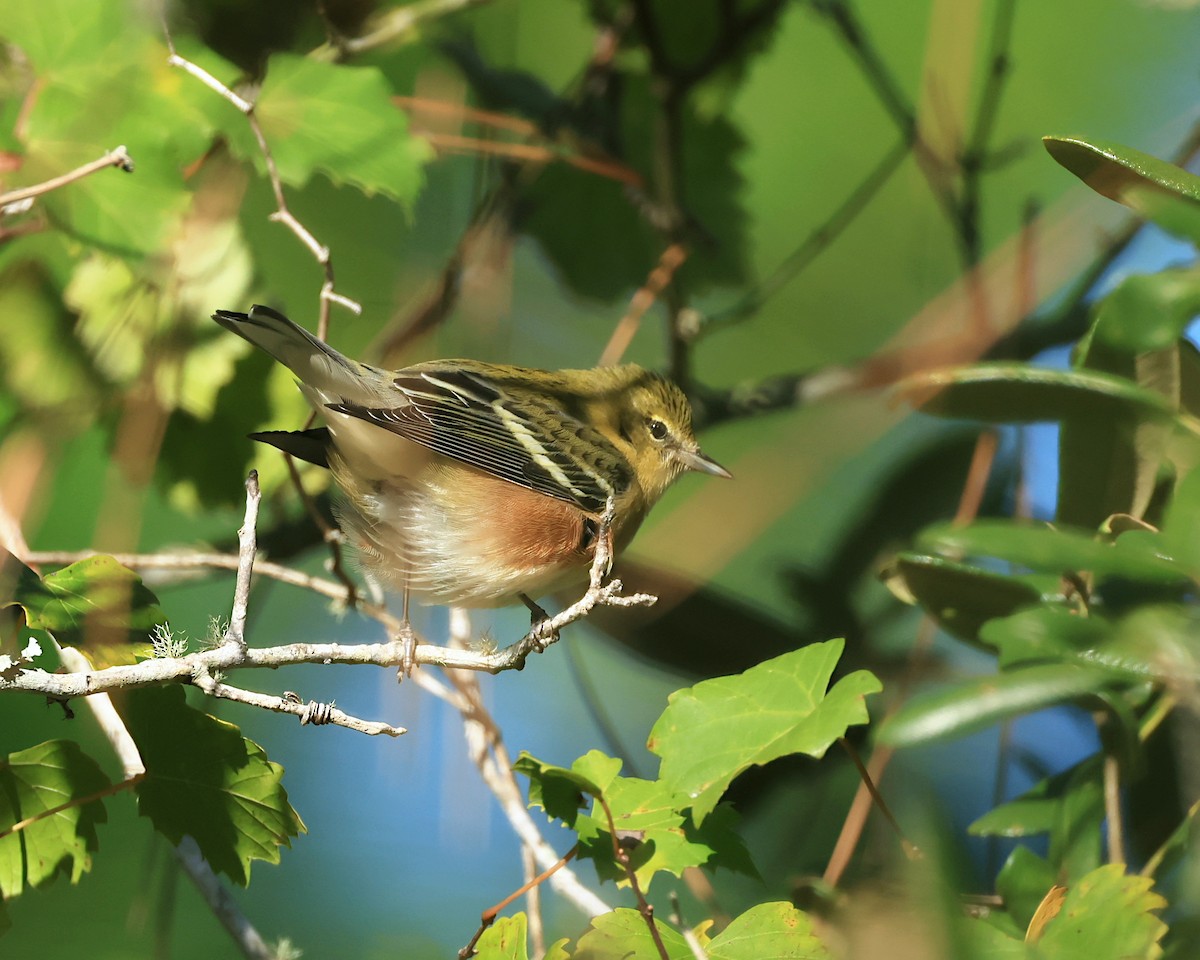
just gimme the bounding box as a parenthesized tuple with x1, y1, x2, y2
(333, 458, 644, 607)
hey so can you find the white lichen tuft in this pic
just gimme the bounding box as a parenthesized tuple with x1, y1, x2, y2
(151, 622, 189, 659)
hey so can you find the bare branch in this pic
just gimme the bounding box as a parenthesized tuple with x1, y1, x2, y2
(163, 31, 362, 329)
(193, 669, 405, 737)
(25, 548, 369, 609)
(669, 892, 710, 960)
(164, 52, 253, 112)
(446, 608, 611, 920)
(224, 471, 261, 649)
(174, 838, 279, 960)
(596, 791, 670, 959)
(0, 145, 134, 212)
(600, 243, 688, 366)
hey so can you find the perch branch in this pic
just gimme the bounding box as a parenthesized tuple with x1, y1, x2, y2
(9, 496, 649, 729)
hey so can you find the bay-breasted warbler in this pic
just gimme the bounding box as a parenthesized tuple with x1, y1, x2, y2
(213, 305, 730, 612)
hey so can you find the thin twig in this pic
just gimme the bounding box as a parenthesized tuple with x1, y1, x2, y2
(419, 131, 643, 185)
(596, 792, 670, 960)
(164, 53, 252, 111)
(701, 136, 909, 336)
(395, 95, 539, 136)
(522, 845, 545, 960)
(25, 548, 376, 611)
(1103, 745, 1125, 866)
(823, 431, 998, 886)
(458, 845, 579, 958)
(193, 668, 406, 737)
(163, 28, 362, 332)
(822, 742, 895, 888)
(224, 471, 261, 649)
(600, 243, 688, 366)
(12, 507, 648, 731)
(0, 774, 144, 841)
(0, 145, 134, 211)
(282, 453, 359, 604)
(174, 838, 279, 960)
(838, 738, 920, 860)
(669, 891, 710, 960)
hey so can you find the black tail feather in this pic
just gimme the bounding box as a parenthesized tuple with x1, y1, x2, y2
(249, 428, 332, 468)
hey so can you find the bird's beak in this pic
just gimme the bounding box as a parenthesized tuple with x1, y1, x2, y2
(675, 445, 733, 478)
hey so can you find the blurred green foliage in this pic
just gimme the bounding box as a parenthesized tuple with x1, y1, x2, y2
(2, 0, 1200, 956)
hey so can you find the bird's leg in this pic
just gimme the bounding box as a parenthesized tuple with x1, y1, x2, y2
(396, 580, 418, 678)
(520, 593, 558, 651)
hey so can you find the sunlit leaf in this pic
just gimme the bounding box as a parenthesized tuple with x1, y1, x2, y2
(1044, 136, 1200, 242)
(1031, 864, 1167, 959)
(574, 771, 755, 890)
(230, 54, 429, 204)
(14, 555, 164, 655)
(0, 740, 111, 898)
(515, 750, 609, 827)
(517, 751, 753, 890)
(0, 264, 103, 427)
(649, 639, 880, 824)
(123, 686, 305, 886)
(703, 901, 831, 959)
(573, 907, 693, 959)
(475, 913, 529, 960)
(572, 901, 829, 960)
(2, 0, 132, 80)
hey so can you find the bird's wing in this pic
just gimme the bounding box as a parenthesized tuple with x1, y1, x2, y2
(326, 367, 632, 514)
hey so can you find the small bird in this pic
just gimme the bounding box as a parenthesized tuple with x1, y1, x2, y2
(213, 305, 730, 619)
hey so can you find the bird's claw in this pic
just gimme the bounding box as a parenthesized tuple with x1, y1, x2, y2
(395, 620, 419, 680)
(520, 594, 558, 651)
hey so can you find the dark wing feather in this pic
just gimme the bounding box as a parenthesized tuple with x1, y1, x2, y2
(249, 428, 332, 468)
(326, 368, 632, 513)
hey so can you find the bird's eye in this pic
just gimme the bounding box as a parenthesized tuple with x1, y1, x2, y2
(648, 418, 669, 441)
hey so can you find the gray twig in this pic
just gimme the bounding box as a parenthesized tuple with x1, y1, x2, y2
(224, 471, 261, 649)
(0, 145, 134, 212)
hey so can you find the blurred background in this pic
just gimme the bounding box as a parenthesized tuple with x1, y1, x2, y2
(2, 0, 1199, 955)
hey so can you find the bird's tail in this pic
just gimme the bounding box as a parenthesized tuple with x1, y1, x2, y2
(212, 305, 367, 401)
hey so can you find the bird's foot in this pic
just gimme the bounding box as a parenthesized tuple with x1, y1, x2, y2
(520, 594, 559, 651)
(395, 619, 420, 680)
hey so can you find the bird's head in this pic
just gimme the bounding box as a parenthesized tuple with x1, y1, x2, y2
(620, 373, 731, 500)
